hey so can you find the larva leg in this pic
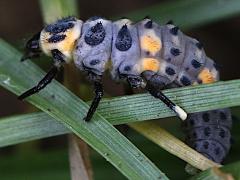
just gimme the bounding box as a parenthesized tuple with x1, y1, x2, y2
(18, 49, 65, 100)
(84, 74, 103, 122)
(21, 32, 42, 62)
(142, 71, 187, 120)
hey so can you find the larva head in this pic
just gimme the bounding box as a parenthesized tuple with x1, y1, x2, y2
(40, 16, 82, 63)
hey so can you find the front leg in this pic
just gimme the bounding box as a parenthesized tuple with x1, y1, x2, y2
(18, 49, 65, 100)
(84, 74, 104, 122)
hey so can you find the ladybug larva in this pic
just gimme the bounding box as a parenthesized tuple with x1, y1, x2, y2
(18, 16, 231, 163)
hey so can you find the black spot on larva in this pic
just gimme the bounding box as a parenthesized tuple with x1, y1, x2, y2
(166, 20, 174, 25)
(170, 26, 179, 35)
(189, 119, 195, 126)
(203, 141, 209, 149)
(185, 67, 189, 71)
(193, 143, 198, 149)
(196, 41, 203, 49)
(180, 76, 191, 86)
(192, 132, 197, 138)
(202, 113, 210, 122)
(219, 129, 225, 138)
(57, 16, 76, 23)
(220, 112, 227, 120)
(204, 127, 211, 136)
(90, 59, 100, 66)
(197, 79, 203, 84)
(45, 22, 74, 34)
(145, 51, 150, 55)
(48, 34, 66, 43)
(124, 66, 131, 71)
(191, 59, 201, 68)
(144, 20, 153, 29)
(120, 16, 128, 19)
(170, 48, 181, 56)
(166, 58, 171, 62)
(115, 25, 132, 51)
(214, 147, 220, 155)
(165, 67, 176, 75)
(84, 22, 106, 46)
(144, 16, 150, 19)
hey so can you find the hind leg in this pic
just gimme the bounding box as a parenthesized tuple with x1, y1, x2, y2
(141, 70, 187, 120)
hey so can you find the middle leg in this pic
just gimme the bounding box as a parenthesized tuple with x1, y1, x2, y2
(84, 73, 104, 122)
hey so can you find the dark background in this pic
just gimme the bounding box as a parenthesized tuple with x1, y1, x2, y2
(0, 0, 240, 179)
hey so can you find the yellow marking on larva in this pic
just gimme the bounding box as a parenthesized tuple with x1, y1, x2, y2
(40, 21, 81, 61)
(198, 68, 216, 84)
(142, 58, 160, 72)
(62, 29, 77, 52)
(140, 34, 161, 55)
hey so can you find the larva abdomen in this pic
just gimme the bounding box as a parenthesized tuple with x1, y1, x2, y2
(182, 109, 232, 163)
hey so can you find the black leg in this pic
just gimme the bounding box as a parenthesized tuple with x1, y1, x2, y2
(84, 81, 103, 122)
(18, 49, 65, 100)
(146, 83, 187, 120)
(141, 71, 187, 121)
(21, 32, 41, 62)
(18, 66, 59, 100)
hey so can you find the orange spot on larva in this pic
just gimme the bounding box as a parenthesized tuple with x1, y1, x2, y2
(140, 35, 161, 55)
(198, 68, 216, 84)
(142, 58, 160, 72)
(62, 30, 76, 52)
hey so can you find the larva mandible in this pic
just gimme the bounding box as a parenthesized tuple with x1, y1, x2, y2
(18, 16, 232, 163)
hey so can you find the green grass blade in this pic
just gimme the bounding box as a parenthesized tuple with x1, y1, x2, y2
(122, 0, 240, 29)
(0, 39, 168, 180)
(190, 161, 240, 180)
(39, 0, 79, 24)
(0, 78, 240, 147)
(0, 76, 239, 147)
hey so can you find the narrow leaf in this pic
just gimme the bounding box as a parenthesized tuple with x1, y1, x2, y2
(39, 0, 79, 24)
(1, 78, 240, 147)
(190, 161, 240, 180)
